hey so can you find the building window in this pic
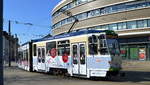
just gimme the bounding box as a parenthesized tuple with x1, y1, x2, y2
(109, 23, 117, 30)
(118, 22, 127, 30)
(67, 17, 74, 23)
(94, 25, 101, 29)
(101, 7, 111, 15)
(127, 21, 137, 29)
(147, 1, 150, 6)
(148, 19, 150, 27)
(101, 25, 109, 30)
(126, 2, 138, 10)
(137, 20, 147, 28)
(61, 19, 67, 25)
(87, 9, 100, 18)
(111, 4, 125, 13)
(136, 1, 147, 8)
(52, 1, 150, 29)
(76, 12, 87, 20)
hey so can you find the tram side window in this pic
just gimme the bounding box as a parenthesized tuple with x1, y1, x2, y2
(23, 50, 26, 61)
(22, 51, 24, 61)
(33, 44, 37, 56)
(88, 35, 98, 55)
(99, 34, 108, 55)
(41, 48, 45, 63)
(80, 44, 85, 64)
(38, 48, 41, 62)
(18, 51, 23, 61)
(73, 45, 77, 64)
(46, 41, 56, 57)
(26, 50, 28, 61)
(57, 40, 70, 56)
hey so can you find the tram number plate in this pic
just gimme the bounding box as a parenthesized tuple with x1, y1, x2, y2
(91, 70, 106, 77)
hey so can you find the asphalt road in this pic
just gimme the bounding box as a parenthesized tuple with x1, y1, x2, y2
(4, 61, 150, 85)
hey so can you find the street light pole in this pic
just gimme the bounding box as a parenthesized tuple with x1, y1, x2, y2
(8, 20, 11, 67)
(0, 0, 4, 85)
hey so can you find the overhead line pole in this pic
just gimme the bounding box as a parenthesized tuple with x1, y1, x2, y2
(0, 0, 4, 84)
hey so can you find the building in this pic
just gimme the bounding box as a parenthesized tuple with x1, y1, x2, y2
(51, 0, 150, 61)
(3, 31, 19, 64)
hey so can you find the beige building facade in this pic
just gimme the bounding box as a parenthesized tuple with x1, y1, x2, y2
(51, 0, 150, 60)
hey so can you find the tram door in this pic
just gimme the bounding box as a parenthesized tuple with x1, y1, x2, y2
(37, 47, 46, 71)
(72, 43, 86, 75)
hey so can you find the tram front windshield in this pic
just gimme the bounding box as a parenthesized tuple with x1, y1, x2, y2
(106, 36, 120, 56)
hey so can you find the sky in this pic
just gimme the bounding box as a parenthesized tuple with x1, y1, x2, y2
(4, 0, 61, 44)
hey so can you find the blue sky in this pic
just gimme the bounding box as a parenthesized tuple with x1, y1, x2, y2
(4, 0, 61, 44)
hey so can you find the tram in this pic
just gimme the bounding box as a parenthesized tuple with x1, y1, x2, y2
(18, 29, 122, 78)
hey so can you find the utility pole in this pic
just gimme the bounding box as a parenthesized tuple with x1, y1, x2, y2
(0, 0, 4, 84)
(8, 20, 11, 67)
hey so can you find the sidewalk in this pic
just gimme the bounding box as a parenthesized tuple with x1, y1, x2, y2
(4, 62, 17, 67)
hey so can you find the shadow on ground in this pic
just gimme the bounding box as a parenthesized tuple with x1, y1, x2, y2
(119, 71, 150, 82)
(4, 66, 150, 83)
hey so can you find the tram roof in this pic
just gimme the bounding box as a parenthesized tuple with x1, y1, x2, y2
(32, 29, 105, 43)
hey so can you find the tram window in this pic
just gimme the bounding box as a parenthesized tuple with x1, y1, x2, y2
(38, 48, 41, 62)
(46, 41, 56, 56)
(73, 45, 78, 64)
(88, 35, 97, 43)
(57, 48, 70, 56)
(57, 40, 70, 56)
(100, 40, 107, 47)
(26, 50, 28, 61)
(65, 48, 70, 55)
(80, 44, 85, 64)
(99, 48, 108, 55)
(18, 52, 23, 61)
(88, 37, 92, 43)
(99, 39, 108, 55)
(42, 48, 45, 63)
(89, 44, 98, 55)
(92, 35, 97, 43)
(22, 51, 24, 60)
(33, 44, 37, 56)
(24, 50, 26, 61)
(88, 36, 98, 55)
(98, 34, 105, 39)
